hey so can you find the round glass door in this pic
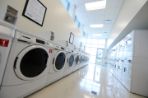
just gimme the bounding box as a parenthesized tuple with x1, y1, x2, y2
(75, 55, 79, 65)
(55, 52, 66, 70)
(69, 55, 74, 67)
(14, 45, 48, 80)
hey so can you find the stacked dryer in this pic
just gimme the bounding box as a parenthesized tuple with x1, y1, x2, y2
(0, 30, 51, 98)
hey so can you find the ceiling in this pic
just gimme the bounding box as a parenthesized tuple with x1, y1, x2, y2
(61, 0, 124, 39)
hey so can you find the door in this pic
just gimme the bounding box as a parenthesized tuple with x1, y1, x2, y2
(14, 45, 49, 81)
(54, 51, 66, 71)
(68, 54, 74, 67)
(96, 48, 104, 65)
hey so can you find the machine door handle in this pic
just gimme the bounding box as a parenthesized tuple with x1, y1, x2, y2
(17, 39, 30, 44)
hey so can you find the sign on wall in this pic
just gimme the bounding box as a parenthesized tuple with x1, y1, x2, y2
(4, 5, 18, 25)
(22, 0, 47, 26)
(69, 32, 74, 44)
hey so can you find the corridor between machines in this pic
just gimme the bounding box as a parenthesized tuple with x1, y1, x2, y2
(26, 63, 146, 98)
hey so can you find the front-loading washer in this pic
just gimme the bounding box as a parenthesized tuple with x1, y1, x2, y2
(0, 24, 15, 88)
(47, 43, 67, 84)
(79, 54, 86, 67)
(82, 53, 89, 66)
(74, 51, 85, 71)
(74, 53, 80, 66)
(67, 52, 75, 68)
(80, 53, 86, 66)
(0, 30, 50, 98)
(64, 50, 75, 75)
(80, 52, 89, 68)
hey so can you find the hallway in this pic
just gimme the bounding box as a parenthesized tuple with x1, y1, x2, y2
(26, 64, 146, 98)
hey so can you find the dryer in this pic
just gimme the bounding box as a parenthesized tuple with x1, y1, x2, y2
(0, 24, 15, 88)
(0, 30, 50, 98)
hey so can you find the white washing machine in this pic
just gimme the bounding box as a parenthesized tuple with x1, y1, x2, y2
(56, 42, 76, 76)
(80, 53, 87, 66)
(64, 47, 75, 75)
(45, 42, 57, 84)
(47, 43, 67, 84)
(82, 53, 89, 66)
(74, 53, 80, 66)
(0, 30, 50, 98)
(67, 52, 75, 68)
(74, 51, 84, 71)
(0, 24, 15, 88)
(78, 52, 89, 68)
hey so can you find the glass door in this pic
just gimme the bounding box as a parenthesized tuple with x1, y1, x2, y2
(96, 48, 104, 65)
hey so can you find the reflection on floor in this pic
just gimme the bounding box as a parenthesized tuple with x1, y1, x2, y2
(26, 64, 146, 98)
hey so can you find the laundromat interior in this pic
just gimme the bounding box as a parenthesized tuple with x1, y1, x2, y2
(0, 0, 148, 98)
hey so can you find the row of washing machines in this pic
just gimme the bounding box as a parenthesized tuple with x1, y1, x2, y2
(0, 24, 89, 98)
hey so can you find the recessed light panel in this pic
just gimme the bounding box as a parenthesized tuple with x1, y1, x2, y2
(90, 24, 104, 28)
(85, 0, 106, 11)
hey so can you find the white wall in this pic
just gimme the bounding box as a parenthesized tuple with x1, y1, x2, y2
(108, 1, 148, 50)
(110, 0, 147, 40)
(0, 0, 80, 42)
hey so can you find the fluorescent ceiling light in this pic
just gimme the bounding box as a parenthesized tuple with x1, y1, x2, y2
(90, 24, 104, 28)
(85, 0, 106, 11)
(92, 34, 102, 36)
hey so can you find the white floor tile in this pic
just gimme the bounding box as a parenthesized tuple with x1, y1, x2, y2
(26, 64, 146, 98)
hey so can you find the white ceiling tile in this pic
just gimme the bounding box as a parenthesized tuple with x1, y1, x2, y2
(64, 0, 124, 39)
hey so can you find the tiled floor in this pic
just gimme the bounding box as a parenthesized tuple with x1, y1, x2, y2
(26, 64, 146, 98)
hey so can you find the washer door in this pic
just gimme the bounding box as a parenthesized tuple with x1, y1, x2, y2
(68, 54, 74, 67)
(75, 55, 79, 65)
(14, 45, 48, 81)
(54, 51, 66, 71)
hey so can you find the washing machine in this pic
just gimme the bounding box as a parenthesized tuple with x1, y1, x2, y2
(83, 53, 90, 66)
(79, 54, 86, 67)
(47, 43, 67, 84)
(63, 42, 79, 75)
(67, 52, 75, 67)
(75, 50, 88, 70)
(63, 49, 75, 75)
(0, 24, 15, 88)
(0, 30, 50, 98)
(74, 52, 80, 66)
(79, 52, 89, 68)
